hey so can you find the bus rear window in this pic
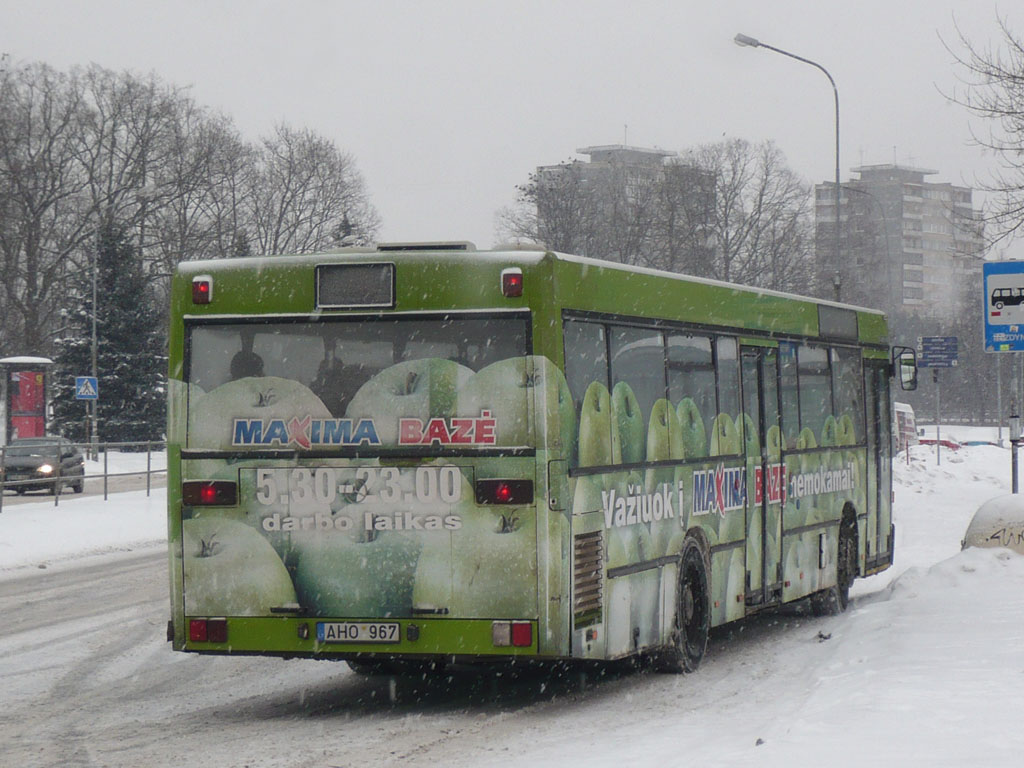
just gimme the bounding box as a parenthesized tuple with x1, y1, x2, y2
(184, 314, 530, 449)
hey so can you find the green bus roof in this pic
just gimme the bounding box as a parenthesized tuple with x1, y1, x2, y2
(172, 245, 889, 347)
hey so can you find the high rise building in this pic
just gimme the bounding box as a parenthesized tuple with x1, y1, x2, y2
(814, 164, 984, 320)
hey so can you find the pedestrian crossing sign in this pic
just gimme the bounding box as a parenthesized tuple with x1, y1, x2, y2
(75, 376, 99, 400)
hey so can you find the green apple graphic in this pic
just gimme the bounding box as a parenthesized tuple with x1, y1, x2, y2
(820, 415, 838, 447)
(765, 424, 782, 460)
(411, 529, 453, 614)
(294, 528, 422, 617)
(345, 357, 473, 444)
(632, 523, 661, 648)
(572, 473, 609, 517)
(676, 398, 708, 459)
(457, 355, 576, 450)
(605, 522, 639, 656)
(612, 381, 645, 465)
(711, 546, 746, 625)
(794, 427, 821, 525)
(404, 466, 477, 615)
(645, 398, 685, 493)
(836, 413, 857, 446)
(183, 517, 297, 616)
(737, 412, 760, 456)
(437, 509, 537, 618)
(188, 376, 331, 450)
(577, 381, 622, 467)
(796, 426, 818, 451)
(709, 413, 741, 456)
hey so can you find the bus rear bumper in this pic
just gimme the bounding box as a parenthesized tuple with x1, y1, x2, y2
(174, 616, 540, 659)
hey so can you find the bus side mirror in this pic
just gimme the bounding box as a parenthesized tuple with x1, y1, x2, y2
(891, 346, 918, 391)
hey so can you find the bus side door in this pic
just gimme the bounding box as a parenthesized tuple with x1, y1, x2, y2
(741, 346, 783, 607)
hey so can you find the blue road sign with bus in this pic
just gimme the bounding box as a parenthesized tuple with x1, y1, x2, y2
(984, 261, 1024, 352)
(75, 376, 98, 400)
(917, 336, 958, 368)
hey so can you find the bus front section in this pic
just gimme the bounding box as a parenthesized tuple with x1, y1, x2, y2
(169, 259, 572, 667)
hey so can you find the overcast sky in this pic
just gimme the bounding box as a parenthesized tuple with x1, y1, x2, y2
(4, 1, 1023, 256)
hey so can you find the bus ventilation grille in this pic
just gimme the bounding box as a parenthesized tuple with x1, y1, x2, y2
(573, 531, 603, 628)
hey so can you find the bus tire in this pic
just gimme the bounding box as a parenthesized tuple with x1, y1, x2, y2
(653, 536, 710, 673)
(811, 514, 857, 616)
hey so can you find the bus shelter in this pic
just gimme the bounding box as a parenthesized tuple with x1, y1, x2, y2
(0, 357, 54, 447)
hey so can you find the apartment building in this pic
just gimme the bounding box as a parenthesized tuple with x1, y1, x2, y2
(815, 164, 984, 319)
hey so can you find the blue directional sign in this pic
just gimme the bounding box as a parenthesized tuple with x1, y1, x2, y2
(75, 376, 98, 400)
(984, 261, 1024, 352)
(917, 336, 958, 368)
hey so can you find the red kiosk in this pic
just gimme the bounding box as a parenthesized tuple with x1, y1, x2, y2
(0, 357, 54, 447)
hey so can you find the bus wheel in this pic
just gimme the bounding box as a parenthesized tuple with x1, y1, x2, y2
(653, 536, 710, 673)
(811, 516, 857, 616)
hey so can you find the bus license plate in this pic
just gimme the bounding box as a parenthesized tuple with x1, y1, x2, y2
(316, 622, 400, 644)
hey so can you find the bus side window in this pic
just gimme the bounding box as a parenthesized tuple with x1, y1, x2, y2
(779, 342, 800, 449)
(715, 337, 740, 429)
(798, 344, 833, 444)
(609, 325, 667, 448)
(831, 347, 864, 442)
(667, 333, 715, 451)
(563, 319, 610, 467)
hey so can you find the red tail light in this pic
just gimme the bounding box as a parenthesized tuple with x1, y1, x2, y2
(501, 268, 523, 297)
(475, 479, 532, 505)
(491, 621, 534, 648)
(511, 621, 533, 647)
(189, 619, 208, 642)
(188, 618, 228, 643)
(192, 275, 213, 304)
(182, 480, 237, 506)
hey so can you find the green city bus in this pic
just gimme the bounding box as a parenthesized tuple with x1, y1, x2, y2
(167, 242, 917, 673)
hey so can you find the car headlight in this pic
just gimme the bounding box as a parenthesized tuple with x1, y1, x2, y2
(38, 463, 54, 474)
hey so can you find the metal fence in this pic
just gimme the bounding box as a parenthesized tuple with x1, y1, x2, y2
(0, 440, 167, 513)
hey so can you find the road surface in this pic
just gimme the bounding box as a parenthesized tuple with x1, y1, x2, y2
(1, 472, 166, 507)
(0, 545, 831, 768)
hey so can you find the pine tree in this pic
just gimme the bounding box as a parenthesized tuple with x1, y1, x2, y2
(52, 219, 167, 443)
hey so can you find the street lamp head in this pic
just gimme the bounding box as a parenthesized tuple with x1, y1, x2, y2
(734, 33, 761, 48)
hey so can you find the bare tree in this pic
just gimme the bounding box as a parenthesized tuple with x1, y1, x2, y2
(246, 124, 380, 255)
(0, 62, 92, 354)
(0, 60, 383, 356)
(947, 16, 1024, 244)
(680, 139, 813, 291)
(499, 139, 813, 292)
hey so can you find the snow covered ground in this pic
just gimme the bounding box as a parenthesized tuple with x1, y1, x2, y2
(2, 440, 1023, 765)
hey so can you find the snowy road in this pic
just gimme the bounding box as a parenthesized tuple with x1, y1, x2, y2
(2, 441, 1024, 766)
(1, 473, 167, 507)
(0, 547, 838, 767)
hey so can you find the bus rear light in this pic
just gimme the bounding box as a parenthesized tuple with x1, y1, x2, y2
(511, 621, 532, 647)
(189, 619, 207, 642)
(182, 480, 238, 506)
(192, 275, 213, 304)
(501, 268, 523, 297)
(491, 621, 533, 647)
(207, 618, 228, 643)
(475, 479, 532, 505)
(189, 618, 228, 643)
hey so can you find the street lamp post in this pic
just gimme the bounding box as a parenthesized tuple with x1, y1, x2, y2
(734, 33, 841, 300)
(90, 245, 98, 460)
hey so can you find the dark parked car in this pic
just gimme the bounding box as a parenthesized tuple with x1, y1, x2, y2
(1, 437, 85, 494)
